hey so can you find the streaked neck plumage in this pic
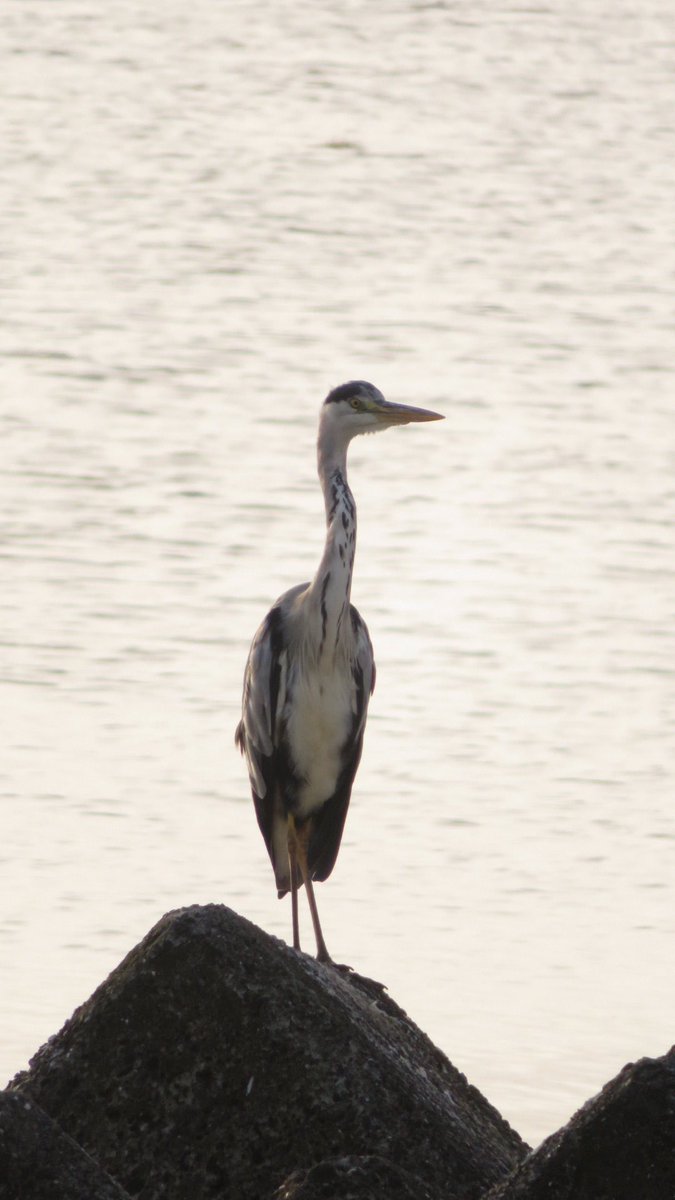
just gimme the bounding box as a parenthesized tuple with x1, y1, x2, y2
(307, 417, 357, 658)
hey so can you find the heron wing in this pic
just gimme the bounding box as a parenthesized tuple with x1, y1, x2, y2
(236, 610, 282, 797)
(308, 604, 376, 882)
(235, 586, 307, 879)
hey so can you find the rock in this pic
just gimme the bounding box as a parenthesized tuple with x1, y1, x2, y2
(9, 904, 525, 1200)
(485, 1046, 675, 1200)
(0, 1090, 131, 1200)
(273, 1153, 443, 1199)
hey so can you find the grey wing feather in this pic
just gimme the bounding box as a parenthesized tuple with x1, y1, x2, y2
(352, 608, 376, 728)
(236, 619, 283, 798)
(235, 584, 307, 798)
(237, 631, 274, 797)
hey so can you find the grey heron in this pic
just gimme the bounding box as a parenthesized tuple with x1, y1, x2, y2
(235, 381, 443, 962)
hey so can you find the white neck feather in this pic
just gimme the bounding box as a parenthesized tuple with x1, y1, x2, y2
(306, 412, 357, 657)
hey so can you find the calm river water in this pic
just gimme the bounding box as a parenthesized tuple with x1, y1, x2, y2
(2, 0, 674, 1146)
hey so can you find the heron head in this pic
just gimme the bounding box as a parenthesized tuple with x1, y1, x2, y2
(321, 380, 443, 441)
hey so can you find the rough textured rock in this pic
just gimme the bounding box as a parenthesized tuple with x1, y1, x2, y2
(0, 1090, 131, 1200)
(9, 904, 525, 1200)
(485, 1047, 675, 1200)
(274, 1153, 444, 1199)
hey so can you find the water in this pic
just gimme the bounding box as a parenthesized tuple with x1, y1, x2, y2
(2, 0, 674, 1147)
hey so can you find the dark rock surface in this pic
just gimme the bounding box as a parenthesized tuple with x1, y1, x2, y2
(0, 1090, 131, 1200)
(9, 904, 526, 1200)
(274, 1153, 444, 1199)
(485, 1046, 675, 1200)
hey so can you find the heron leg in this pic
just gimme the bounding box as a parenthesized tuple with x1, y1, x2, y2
(287, 817, 301, 951)
(294, 819, 332, 964)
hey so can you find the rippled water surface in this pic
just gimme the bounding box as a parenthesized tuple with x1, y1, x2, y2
(2, 0, 674, 1145)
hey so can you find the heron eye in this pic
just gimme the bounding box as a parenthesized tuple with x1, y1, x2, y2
(350, 398, 362, 411)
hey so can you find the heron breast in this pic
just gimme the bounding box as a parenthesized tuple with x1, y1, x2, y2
(283, 667, 353, 817)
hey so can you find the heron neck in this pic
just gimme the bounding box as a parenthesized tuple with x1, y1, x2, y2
(309, 440, 356, 656)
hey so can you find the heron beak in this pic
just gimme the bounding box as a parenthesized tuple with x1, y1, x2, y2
(373, 399, 444, 426)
